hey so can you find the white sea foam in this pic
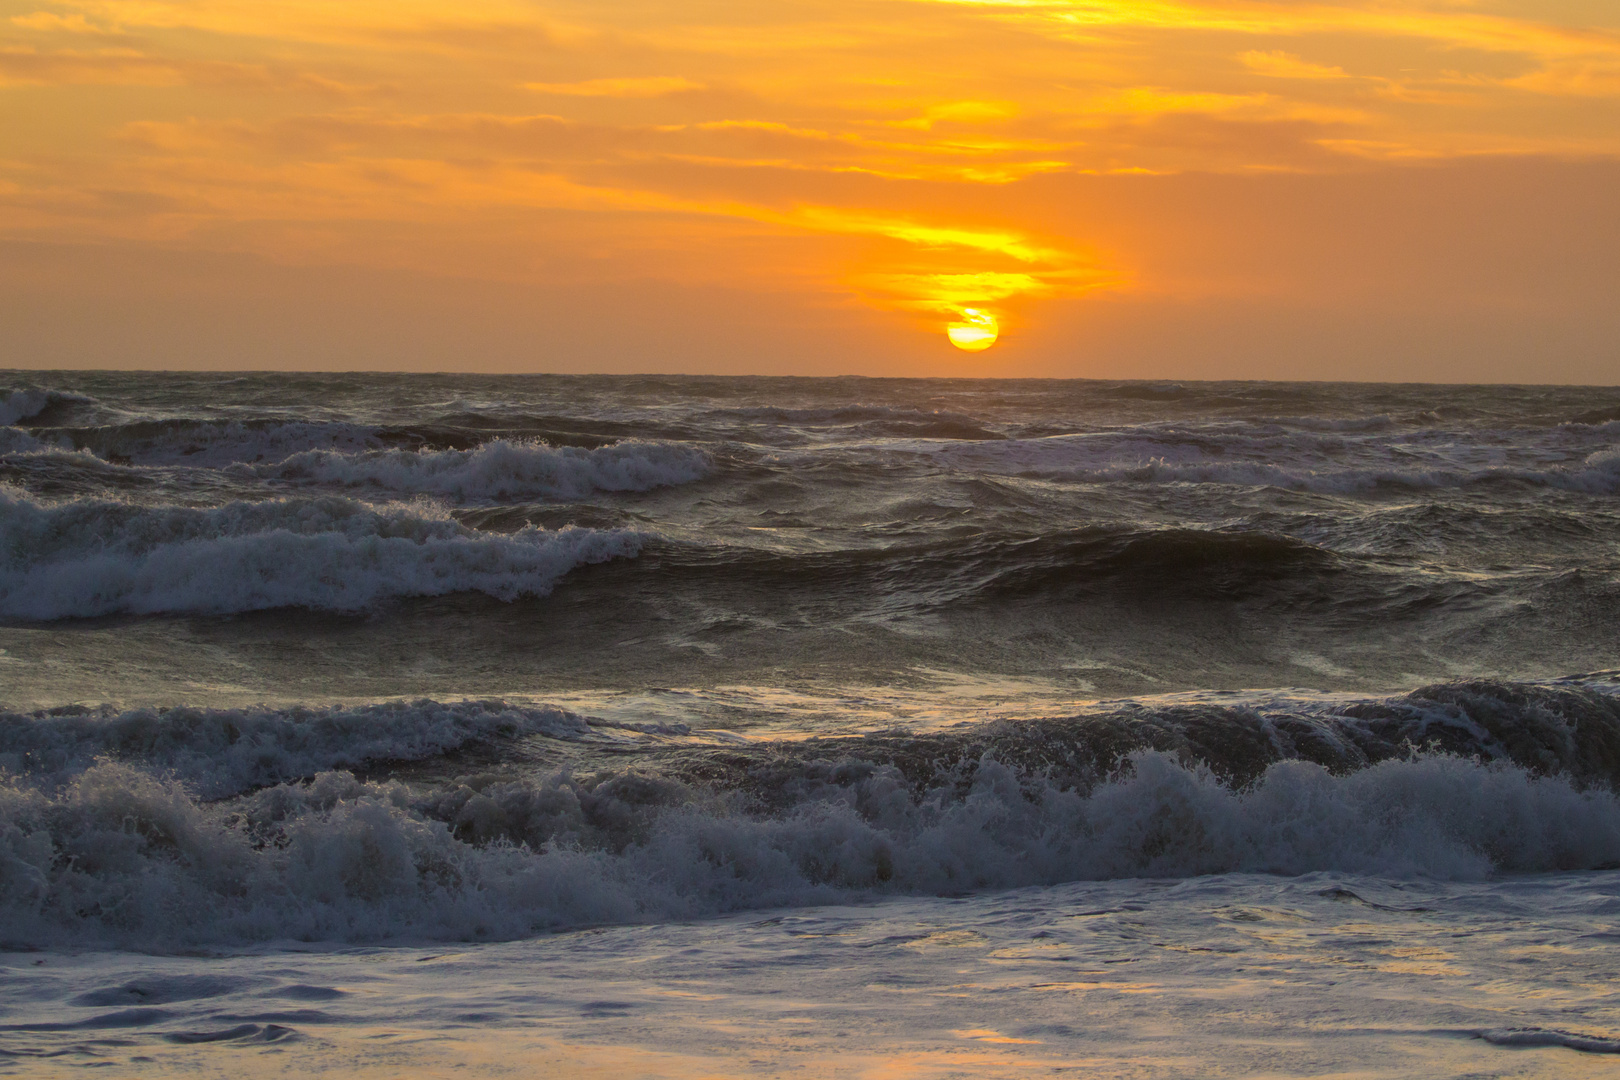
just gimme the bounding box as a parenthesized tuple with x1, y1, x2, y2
(0, 428, 48, 454)
(244, 439, 712, 502)
(3, 751, 1617, 947)
(1564, 447, 1620, 493)
(0, 390, 48, 427)
(0, 389, 87, 427)
(0, 487, 642, 618)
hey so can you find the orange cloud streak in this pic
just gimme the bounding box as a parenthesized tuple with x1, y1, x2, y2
(1, 0, 1616, 362)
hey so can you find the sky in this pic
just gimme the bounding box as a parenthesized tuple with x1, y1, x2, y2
(1, 0, 1617, 380)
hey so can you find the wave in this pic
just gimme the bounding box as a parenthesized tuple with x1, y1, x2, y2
(242, 439, 712, 503)
(0, 488, 642, 619)
(648, 526, 1355, 611)
(1252, 501, 1608, 559)
(1570, 405, 1620, 427)
(1101, 382, 1191, 401)
(49, 418, 386, 468)
(2, 700, 605, 800)
(0, 446, 167, 498)
(2, 749, 1616, 948)
(712, 404, 1007, 441)
(14, 677, 1616, 798)
(3, 678, 1617, 948)
(1096, 382, 1340, 409)
(1254, 414, 1397, 433)
(0, 428, 49, 455)
(0, 389, 95, 427)
(1474, 1029, 1620, 1053)
(787, 679, 1620, 792)
(918, 436, 1620, 495)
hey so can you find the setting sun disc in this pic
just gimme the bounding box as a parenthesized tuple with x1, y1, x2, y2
(946, 308, 998, 351)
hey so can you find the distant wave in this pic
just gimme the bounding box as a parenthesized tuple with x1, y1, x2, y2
(1570, 405, 1620, 427)
(1254, 414, 1397, 433)
(1065, 454, 1620, 495)
(65, 418, 386, 468)
(712, 404, 1006, 441)
(0, 487, 642, 618)
(0, 388, 95, 427)
(914, 435, 1620, 495)
(243, 439, 712, 502)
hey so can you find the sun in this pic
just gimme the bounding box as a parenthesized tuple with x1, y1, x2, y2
(946, 308, 998, 351)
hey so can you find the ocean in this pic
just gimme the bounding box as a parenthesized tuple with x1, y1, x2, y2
(2, 372, 1619, 1076)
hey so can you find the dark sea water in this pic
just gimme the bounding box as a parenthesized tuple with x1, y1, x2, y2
(3, 373, 1620, 1074)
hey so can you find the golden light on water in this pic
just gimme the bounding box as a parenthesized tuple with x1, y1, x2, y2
(946, 309, 999, 352)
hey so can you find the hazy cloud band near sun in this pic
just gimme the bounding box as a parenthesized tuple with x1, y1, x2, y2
(1, 0, 1616, 372)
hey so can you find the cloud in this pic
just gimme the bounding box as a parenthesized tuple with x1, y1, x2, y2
(0, 44, 372, 93)
(910, 0, 1620, 63)
(1508, 60, 1620, 97)
(891, 100, 1019, 129)
(10, 11, 114, 35)
(3, 0, 1618, 360)
(1240, 51, 1351, 82)
(0, 45, 182, 86)
(525, 76, 703, 97)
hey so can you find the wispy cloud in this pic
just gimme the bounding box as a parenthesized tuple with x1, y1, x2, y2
(526, 76, 702, 97)
(3, 0, 1616, 350)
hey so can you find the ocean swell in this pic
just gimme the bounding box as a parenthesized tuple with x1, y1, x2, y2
(916, 434, 1620, 495)
(70, 418, 385, 469)
(646, 526, 1352, 610)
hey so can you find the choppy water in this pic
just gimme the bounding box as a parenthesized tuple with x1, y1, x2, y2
(3, 373, 1620, 1074)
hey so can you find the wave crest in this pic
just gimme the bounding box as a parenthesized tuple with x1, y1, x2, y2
(246, 438, 712, 502)
(2, 700, 597, 799)
(3, 751, 1617, 948)
(0, 389, 95, 427)
(0, 488, 641, 618)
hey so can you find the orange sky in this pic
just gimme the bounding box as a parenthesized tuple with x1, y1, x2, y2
(2, 0, 1617, 379)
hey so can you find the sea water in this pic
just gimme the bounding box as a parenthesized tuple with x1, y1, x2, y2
(2, 373, 1619, 1075)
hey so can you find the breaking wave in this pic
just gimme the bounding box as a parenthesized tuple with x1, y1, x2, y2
(0, 428, 48, 455)
(0, 388, 94, 427)
(3, 679, 1619, 948)
(0, 487, 642, 619)
(244, 439, 712, 503)
(2, 700, 600, 799)
(2, 750, 1617, 948)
